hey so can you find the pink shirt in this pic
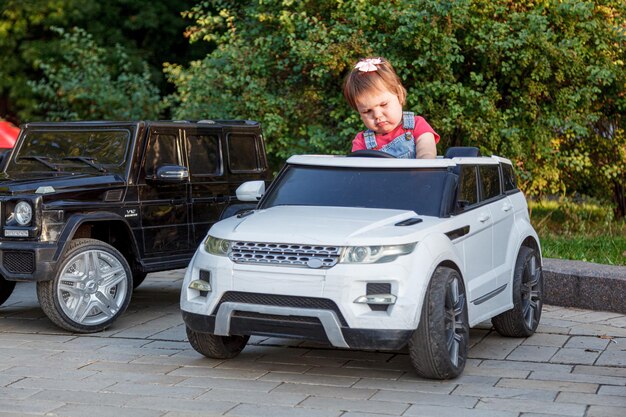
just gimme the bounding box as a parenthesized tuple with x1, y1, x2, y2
(351, 116, 440, 151)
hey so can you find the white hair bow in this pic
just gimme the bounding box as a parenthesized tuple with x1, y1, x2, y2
(354, 58, 382, 72)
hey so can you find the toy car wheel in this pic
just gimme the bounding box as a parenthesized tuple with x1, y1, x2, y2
(0, 275, 16, 305)
(132, 271, 148, 289)
(492, 246, 543, 337)
(186, 326, 249, 359)
(36, 238, 133, 333)
(408, 266, 469, 380)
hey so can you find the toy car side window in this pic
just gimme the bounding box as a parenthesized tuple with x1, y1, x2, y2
(143, 132, 180, 177)
(227, 133, 261, 172)
(479, 165, 501, 201)
(457, 165, 478, 210)
(501, 162, 518, 193)
(186, 134, 221, 176)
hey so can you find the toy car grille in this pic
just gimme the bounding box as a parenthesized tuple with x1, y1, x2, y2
(229, 241, 341, 268)
(234, 311, 321, 324)
(3, 251, 35, 274)
(215, 291, 348, 326)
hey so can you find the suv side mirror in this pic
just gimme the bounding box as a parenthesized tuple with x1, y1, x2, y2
(236, 181, 265, 201)
(155, 165, 189, 183)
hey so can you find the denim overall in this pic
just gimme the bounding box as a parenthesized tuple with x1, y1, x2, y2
(363, 112, 416, 158)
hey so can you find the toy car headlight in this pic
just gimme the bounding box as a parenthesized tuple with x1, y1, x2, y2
(204, 236, 232, 256)
(340, 243, 416, 264)
(15, 201, 33, 226)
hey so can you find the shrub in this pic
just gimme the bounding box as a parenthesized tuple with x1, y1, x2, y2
(30, 27, 163, 121)
(166, 0, 625, 216)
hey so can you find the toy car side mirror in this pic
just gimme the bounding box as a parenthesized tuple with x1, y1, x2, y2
(236, 180, 265, 202)
(154, 165, 189, 183)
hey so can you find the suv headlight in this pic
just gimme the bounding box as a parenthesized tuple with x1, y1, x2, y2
(14, 201, 33, 226)
(204, 236, 232, 256)
(340, 243, 417, 264)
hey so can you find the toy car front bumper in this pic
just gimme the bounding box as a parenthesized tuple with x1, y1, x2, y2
(0, 241, 58, 281)
(182, 308, 413, 350)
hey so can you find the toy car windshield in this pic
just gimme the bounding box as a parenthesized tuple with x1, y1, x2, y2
(259, 165, 454, 217)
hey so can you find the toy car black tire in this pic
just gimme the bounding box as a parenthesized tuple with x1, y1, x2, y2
(0, 276, 16, 306)
(408, 266, 469, 380)
(36, 238, 133, 333)
(492, 246, 543, 337)
(132, 271, 148, 289)
(186, 326, 249, 359)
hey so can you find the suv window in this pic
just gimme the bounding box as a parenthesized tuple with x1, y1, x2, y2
(458, 165, 478, 209)
(479, 165, 501, 201)
(144, 133, 179, 177)
(186, 134, 220, 176)
(502, 163, 518, 192)
(228, 133, 260, 172)
(8, 129, 130, 174)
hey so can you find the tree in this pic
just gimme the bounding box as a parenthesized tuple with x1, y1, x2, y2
(166, 0, 626, 217)
(0, 0, 209, 122)
(29, 27, 162, 120)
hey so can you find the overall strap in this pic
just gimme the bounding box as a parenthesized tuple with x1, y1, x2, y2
(402, 111, 415, 142)
(363, 130, 377, 149)
(402, 111, 415, 130)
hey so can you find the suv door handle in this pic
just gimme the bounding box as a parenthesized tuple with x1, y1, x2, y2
(478, 213, 490, 223)
(502, 203, 513, 212)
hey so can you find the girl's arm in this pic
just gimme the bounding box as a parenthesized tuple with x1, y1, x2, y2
(415, 132, 437, 159)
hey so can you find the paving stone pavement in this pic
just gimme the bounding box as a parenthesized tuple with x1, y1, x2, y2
(0, 269, 625, 417)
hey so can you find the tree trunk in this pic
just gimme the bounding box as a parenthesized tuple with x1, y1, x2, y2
(613, 179, 625, 220)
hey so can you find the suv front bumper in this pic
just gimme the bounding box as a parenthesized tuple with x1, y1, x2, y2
(183, 309, 413, 350)
(0, 241, 58, 281)
(180, 249, 432, 351)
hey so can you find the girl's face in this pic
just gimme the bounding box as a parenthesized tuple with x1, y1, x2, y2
(355, 88, 403, 135)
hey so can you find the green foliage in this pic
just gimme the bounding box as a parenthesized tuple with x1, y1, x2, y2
(167, 0, 626, 215)
(29, 27, 163, 120)
(0, 0, 208, 122)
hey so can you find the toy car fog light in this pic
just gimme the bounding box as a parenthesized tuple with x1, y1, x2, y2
(189, 280, 212, 292)
(204, 236, 232, 256)
(354, 294, 397, 305)
(340, 242, 416, 264)
(15, 201, 33, 226)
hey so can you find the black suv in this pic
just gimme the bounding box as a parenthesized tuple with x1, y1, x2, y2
(0, 120, 270, 332)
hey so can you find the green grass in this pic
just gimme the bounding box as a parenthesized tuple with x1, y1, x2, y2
(529, 199, 626, 266)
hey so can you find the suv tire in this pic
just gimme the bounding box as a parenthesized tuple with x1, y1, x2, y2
(186, 326, 249, 359)
(36, 238, 133, 333)
(492, 246, 543, 337)
(0, 276, 16, 305)
(132, 271, 148, 289)
(408, 266, 469, 380)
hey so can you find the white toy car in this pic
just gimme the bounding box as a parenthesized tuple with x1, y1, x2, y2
(180, 148, 543, 379)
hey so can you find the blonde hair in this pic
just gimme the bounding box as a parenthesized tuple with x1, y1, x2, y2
(343, 57, 407, 110)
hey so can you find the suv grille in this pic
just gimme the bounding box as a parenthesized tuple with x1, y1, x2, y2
(214, 291, 348, 326)
(3, 251, 35, 274)
(229, 241, 341, 268)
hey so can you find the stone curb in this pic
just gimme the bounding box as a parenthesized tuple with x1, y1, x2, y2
(543, 258, 626, 314)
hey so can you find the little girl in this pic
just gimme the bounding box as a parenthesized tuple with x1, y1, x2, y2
(343, 57, 439, 158)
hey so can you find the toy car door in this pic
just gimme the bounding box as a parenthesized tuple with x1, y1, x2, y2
(138, 126, 191, 257)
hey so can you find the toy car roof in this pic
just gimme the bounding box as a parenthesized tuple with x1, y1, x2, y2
(286, 154, 513, 169)
(22, 120, 260, 129)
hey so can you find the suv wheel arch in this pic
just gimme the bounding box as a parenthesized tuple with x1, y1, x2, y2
(54, 214, 139, 264)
